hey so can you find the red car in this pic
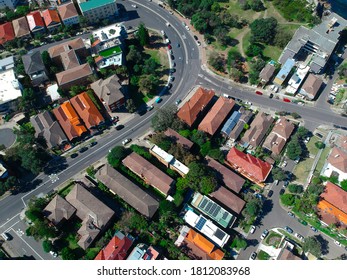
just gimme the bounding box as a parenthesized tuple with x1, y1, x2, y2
(255, 91, 263, 95)
(283, 98, 291, 103)
(167, 44, 172, 49)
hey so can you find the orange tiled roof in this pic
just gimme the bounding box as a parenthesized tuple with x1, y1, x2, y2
(177, 87, 214, 127)
(70, 92, 104, 129)
(0, 22, 15, 45)
(57, 2, 79, 21)
(52, 101, 87, 141)
(317, 200, 347, 225)
(42, 9, 61, 27)
(95, 235, 133, 260)
(26, 11, 45, 31)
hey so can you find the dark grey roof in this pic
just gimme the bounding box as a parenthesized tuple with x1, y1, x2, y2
(22, 50, 46, 75)
(228, 109, 253, 140)
(90, 74, 124, 106)
(95, 163, 159, 218)
(43, 194, 76, 225)
(259, 64, 276, 82)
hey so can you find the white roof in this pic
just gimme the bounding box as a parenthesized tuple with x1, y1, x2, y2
(93, 24, 125, 42)
(170, 158, 189, 175)
(0, 69, 22, 104)
(151, 145, 174, 163)
(0, 56, 14, 72)
(46, 84, 61, 102)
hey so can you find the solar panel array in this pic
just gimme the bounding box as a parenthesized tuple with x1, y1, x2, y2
(198, 197, 223, 219)
(215, 228, 226, 241)
(195, 216, 207, 230)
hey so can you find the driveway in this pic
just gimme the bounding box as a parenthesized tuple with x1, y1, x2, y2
(0, 128, 16, 148)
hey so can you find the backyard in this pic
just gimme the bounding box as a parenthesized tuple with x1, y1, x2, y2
(293, 157, 314, 184)
(314, 146, 331, 176)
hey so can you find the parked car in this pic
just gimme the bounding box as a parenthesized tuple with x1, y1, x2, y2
(90, 141, 97, 147)
(274, 180, 279, 185)
(295, 233, 304, 241)
(250, 225, 256, 234)
(115, 124, 124, 130)
(298, 219, 308, 226)
(175, 99, 181, 105)
(131, 4, 137, 8)
(176, 43, 180, 48)
(70, 153, 78, 159)
(111, 116, 119, 123)
(334, 240, 342, 247)
(167, 44, 172, 49)
(255, 90, 263, 95)
(79, 147, 88, 153)
(194, 35, 198, 40)
(283, 180, 289, 187)
(167, 83, 172, 89)
(49, 251, 58, 258)
(170, 76, 175, 82)
(197, 41, 201, 46)
(310, 226, 318, 232)
(294, 157, 300, 164)
(171, 55, 175, 60)
(283, 98, 291, 103)
(267, 190, 273, 198)
(269, 93, 274, 98)
(155, 97, 162, 104)
(249, 252, 257, 260)
(260, 229, 269, 240)
(287, 211, 295, 218)
(147, 105, 154, 111)
(122, 138, 131, 145)
(285, 226, 293, 234)
(282, 160, 287, 167)
(1, 232, 12, 241)
(279, 189, 285, 195)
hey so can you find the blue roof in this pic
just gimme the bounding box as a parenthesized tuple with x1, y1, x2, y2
(221, 111, 241, 136)
(79, 0, 115, 12)
(275, 58, 295, 82)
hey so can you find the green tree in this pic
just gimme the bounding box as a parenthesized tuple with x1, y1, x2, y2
(151, 105, 177, 131)
(274, 27, 293, 48)
(246, 44, 263, 57)
(200, 141, 212, 157)
(249, 17, 278, 45)
(126, 45, 143, 66)
(69, 85, 86, 96)
(129, 213, 148, 231)
(138, 74, 159, 95)
(200, 176, 218, 195)
(42, 239, 53, 253)
(249, 0, 265, 11)
(272, 167, 287, 181)
(142, 58, 159, 74)
(208, 52, 225, 72)
(191, 13, 208, 33)
(296, 126, 309, 139)
(190, 129, 207, 147)
(79, 15, 88, 28)
(107, 146, 127, 167)
(315, 141, 325, 149)
(61, 247, 77, 260)
(280, 193, 296, 206)
(27, 220, 58, 240)
(288, 184, 303, 194)
(286, 136, 302, 160)
(86, 166, 96, 178)
(150, 132, 172, 151)
(290, 112, 301, 119)
(20, 88, 39, 112)
(137, 23, 150, 46)
(341, 180, 347, 192)
(207, 148, 224, 163)
(303, 236, 322, 258)
(232, 236, 247, 250)
(125, 99, 137, 113)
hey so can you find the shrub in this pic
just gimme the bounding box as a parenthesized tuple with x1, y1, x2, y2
(315, 141, 325, 149)
(280, 193, 296, 206)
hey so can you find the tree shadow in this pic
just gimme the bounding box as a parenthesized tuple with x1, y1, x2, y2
(43, 156, 69, 175)
(260, 199, 274, 218)
(12, 177, 43, 195)
(315, 234, 329, 255)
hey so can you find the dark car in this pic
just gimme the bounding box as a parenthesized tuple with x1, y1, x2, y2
(115, 124, 124, 130)
(287, 211, 295, 218)
(249, 252, 257, 260)
(70, 153, 78, 158)
(170, 68, 176, 73)
(194, 35, 198, 41)
(167, 83, 172, 89)
(285, 226, 293, 234)
(137, 109, 146, 116)
(171, 55, 175, 60)
(279, 189, 285, 195)
(267, 190, 273, 198)
(90, 141, 97, 147)
(269, 93, 274, 98)
(79, 147, 88, 153)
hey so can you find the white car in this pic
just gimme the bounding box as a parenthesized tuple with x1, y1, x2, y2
(260, 229, 269, 240)
(282, 161, 287, 167)
(131, 4, 137, 8)
(334, 240, 342, 247)
(166, 22, 170, 27)
(185, 25, 190, 31)
(122, 138, 131, 145)
(49, 251, 58, 258)
(250, 225, 256, 234)
(295, 233, 304, 241)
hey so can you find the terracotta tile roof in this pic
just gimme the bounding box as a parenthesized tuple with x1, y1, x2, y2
(198, 96, 235, 136)
(95, 232, 134, 260)
(26, 11, 45, 31)
(337, 135, 347, 153)
(60, 49, 80, 70)
(164, 128, 194, 150)
(259, 64, 276, 83)
(52, 101, 88, 141)
(55, 63, 93, 87)
(57, 2, 79, 20)
(226, 147, 272, 183)
(278, 248, 302, 260)
(0, 22, 15, 45)
(177, 87, 214, 127)
(48, 37, 85, 58)
(41, 9, 61, 27)
(241, 112, 274, 147)
(43, 195, 76, 226)
(91, 39, 101, 48)
(209, 186, 245, 214)
(12, 17, 30, 38)
(205, 156, 245, 193)
(70, 92, 104, 129)
(122, 152, 174, 196)
(328, 147, 347, 173)
(317, 181, 347, 225)
(300, 74, 323, 99)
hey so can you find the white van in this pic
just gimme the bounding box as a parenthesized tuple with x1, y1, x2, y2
(1, 232, 11, 241)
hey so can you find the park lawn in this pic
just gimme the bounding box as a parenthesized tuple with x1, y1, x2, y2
(226, 0, 263, 20)
(306, 136, 320, 156)
(314, 146, 331, 175)
(293, 157, 314, 184)
(242, 31, 252, 55)
(262, 44, 282, 61)
(144, 49, 167, 68)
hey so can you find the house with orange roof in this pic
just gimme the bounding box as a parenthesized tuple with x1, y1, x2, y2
(52, 101, 88, 141)
(57, 2, 79, 26)
(175, 225, 224, 260)
(12, 17, 31, 39)
(198, 96, 235, 136)
(26, 11, 45, 34)
(95, 231, 135, 260)
(317, 181, 347, 227)
(70, 92, 105, 130)
(322, 147, 347, 181)
(41, 9, 61, 30)
(226, 147, 272, 186)
(0, 22, 15, 46)
(177, 87, 215, 127)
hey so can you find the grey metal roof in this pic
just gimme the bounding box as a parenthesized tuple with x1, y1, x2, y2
(22, 50, 46, 75)
(221, 111, 241, 136)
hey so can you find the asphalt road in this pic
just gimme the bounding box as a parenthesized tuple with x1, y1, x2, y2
(0, 1, 346, 260)
(0, 128, 16, 148)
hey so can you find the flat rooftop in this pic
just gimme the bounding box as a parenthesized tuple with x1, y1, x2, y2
(93, 24, 125, 42)
(0, 69, 22, 104)
(79, 0, 115, 12)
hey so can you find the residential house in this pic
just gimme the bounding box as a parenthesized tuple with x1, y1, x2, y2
(183, 207, 230, 248)
(70, 92, 104, 130)
(317, 181, 347, 227)
(299, 74, 323, 100)
(26, 11, 45, 34)
(273, 58, 295, 86)
(57, 2, 80, 26)
(191, 192, 235, 228)
(198, 96, 235, 136)
(228, 108, 253, 141)
(150, 145, 189, 177)
(337, 135, 347, 153)
(95, 163, 159, 218)
(259, 64, 276, 85)
(285, 63, 310, 95)
(0, 0, 19, 9)
(209, 186, 245, 216)
(48, 0, 70, 7)
(279, 13, 347, 74)
(48, 38, 88, 64)
(77, 0, 119, 23)
(95, 231, 135, 260)
(322, 147, 347, 181)
(43, 195, 76, 226)
(241, 112, 274, 149)
(126, 243, 160, 260)
(177, 87, 215, 127)
(55, 63, 93, 90)
(52, 101, 88, 141)
(30, 111, 68, 149)
(122, 152, 174, 196)
(164, 128, 194, 150)
(205, 156, 245, 194)
(221, 111, 241, 138)
(175, 225, 224, 260)
(226, 147, 273, 186)
(277, 241, 302, 260)
(0, 22, 15, 46)
(12, 17, 31, 39)
(263, 117, 295, 155)
(22, 50, 49, 86)
(41, 9, 61, 31)
(65, 183, 115, 249)
(90, 74, 125, 112)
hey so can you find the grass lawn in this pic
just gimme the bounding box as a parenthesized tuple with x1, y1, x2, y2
(293, 157, 314, 184)
(306, 136, 320, 156)
(314, 146, 331, 175)
(262, 44, 282, 61)
(144, 49, 161, 65)
(242, 31, 251, 54)
(58, 181, 75, 197)
(224, 0, 263, 20)
(258, 250, 271, 260)
(99, 45, 122, 57)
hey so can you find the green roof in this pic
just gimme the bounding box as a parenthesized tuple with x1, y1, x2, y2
(99, 45, 122, 58)
(79, 0, 116, 12)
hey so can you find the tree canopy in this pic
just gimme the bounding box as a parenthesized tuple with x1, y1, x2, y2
(303, 236, 322, 258)
(151, 105, 177, 132)
(249, 17, 278, 45)
(107, 146, 128, 167)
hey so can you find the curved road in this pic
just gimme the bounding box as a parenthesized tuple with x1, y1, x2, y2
(0, 1, 346, 259)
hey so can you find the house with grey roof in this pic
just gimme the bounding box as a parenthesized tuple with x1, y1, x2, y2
(259, 64, 276, 84)
(22, 50, 48, 86)
(228, 108, 253, 141)
(279, 12, 347, 74)
(95, 163, 159, 218)
(299, 73, 323, 100)
(43, 195, 76, 226)
(30, 111, 68, 149)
